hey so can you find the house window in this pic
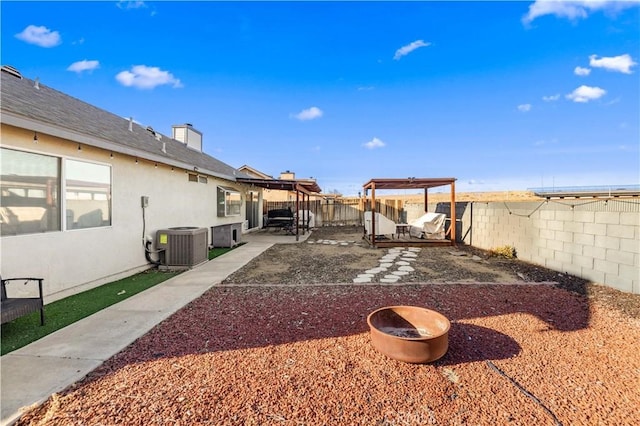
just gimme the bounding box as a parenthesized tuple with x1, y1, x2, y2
(65, 159, 111, 230)
(217, 186, 241, 217)
(0, 148, 112, 235)
(0, 148, 61, 235)
(189, 173, 208, 184)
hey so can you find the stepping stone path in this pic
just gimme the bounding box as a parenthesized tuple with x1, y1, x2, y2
(353, 247, 421, 283)
(307, 239, 359, 247)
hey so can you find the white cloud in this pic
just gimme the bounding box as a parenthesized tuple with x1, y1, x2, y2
(589, 54, 637, 74)
(566, 85, 606, 103)
(363, 137, 386, 149)
(542, 94, 561, 102)
(574, 66, 591, 76)
(15, 25, 61, 48)
(533, 138, 558, 147)
(523, 0, 640, 24)
(67, 60, 100, 73)
(292, 106, 323, 121)
(517, 104, 532, 112)
(117, 1, 147, 9)
(393, 40, 431, 60)
(115, 65, 183, 89)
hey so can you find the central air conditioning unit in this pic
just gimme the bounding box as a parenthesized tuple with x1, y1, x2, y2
(156, 227, 208, 268)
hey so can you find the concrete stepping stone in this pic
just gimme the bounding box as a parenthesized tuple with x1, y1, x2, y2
(353, 277, 372, 283)
(401, 252, 418, 257)
(357, 273, 375, 278)
(407, 247, 422, 252)
(395, 261, 411, 266)
(379, 262, 393, 268)
(391, 270, 410, 276)
(381, 275, 400, 281)
(398, 265, 414, 272)
(365, 268, 385, 274)
(400, 257, 416, 262)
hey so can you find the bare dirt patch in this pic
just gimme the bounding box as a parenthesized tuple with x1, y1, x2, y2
(223, 227, 640, 318)
(223, 227, 516, 285)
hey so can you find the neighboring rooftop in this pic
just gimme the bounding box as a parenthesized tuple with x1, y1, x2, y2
(528, 185, 640, 199)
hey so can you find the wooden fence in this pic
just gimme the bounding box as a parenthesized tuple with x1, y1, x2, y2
(264, 198, 406, 227)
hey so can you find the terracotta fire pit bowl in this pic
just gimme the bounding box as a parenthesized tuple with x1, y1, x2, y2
(367, 306, 450, 364)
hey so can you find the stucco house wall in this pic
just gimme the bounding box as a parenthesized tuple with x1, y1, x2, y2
(1, 126, 250, 302)
(1, 68, 257, 303)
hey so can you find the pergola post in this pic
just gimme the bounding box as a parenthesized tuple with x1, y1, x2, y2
(295, 189, 300, 241)
(371, 182, 376, 246)
(450, 181, 456, 244)
(424, 188, 428, 213)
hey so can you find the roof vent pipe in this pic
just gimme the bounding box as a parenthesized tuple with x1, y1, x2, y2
(128, 117, 133, 132)
(34, 77, 40, 90)
(162, 142, 167, 153)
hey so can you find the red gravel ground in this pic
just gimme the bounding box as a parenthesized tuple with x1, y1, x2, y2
(17, 283, 639, 426)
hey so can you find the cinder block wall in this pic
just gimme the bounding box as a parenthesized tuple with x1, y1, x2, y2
(460, 200, 639, 294)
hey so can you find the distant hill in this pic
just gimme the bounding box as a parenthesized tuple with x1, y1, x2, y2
(357, 191, 542, 203)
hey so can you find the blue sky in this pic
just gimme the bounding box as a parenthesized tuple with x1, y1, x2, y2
(2, 1, 639, 195)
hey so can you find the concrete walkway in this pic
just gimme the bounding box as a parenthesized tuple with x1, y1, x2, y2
(1, 231, 309, 426)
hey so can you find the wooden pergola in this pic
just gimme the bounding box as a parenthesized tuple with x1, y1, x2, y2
(363, 177, 457, 248)
(236, 177, 322, 241)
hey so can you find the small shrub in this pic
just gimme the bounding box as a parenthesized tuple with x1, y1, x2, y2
(489, 245, 517, 259)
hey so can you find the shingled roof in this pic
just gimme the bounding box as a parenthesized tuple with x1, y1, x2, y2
(1, 67, 246, 181)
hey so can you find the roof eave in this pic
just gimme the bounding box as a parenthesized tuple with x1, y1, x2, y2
(1, 111, 237, 182)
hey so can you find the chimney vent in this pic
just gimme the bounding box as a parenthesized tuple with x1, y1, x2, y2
(172, 123, 203, 152)
(280, 170, 295, 180)
(128, 117, 133, 132)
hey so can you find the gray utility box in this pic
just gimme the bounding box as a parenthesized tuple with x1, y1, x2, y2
(211, 223, 242, 248)
(156, 227, 208, 268)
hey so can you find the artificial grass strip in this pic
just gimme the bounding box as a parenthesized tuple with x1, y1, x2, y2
(1, 270, 180, 355)
(209, 247, 231, 259)
(209, 243, 243, 260)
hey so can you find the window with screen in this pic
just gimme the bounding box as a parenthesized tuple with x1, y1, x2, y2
(217, 186, 241, 217)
